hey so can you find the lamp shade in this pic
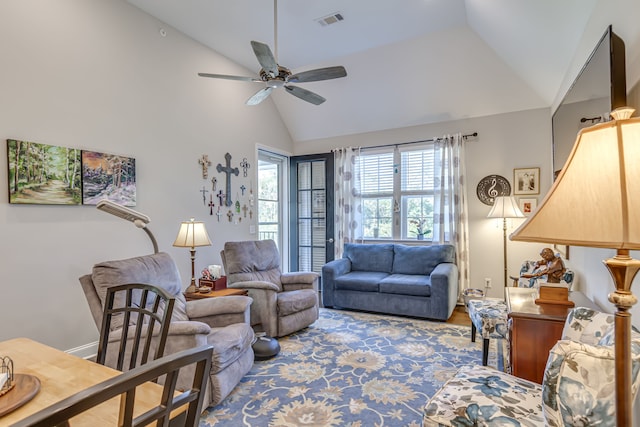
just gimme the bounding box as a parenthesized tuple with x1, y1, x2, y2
(172, 219, 212, 248)
(487, 196, 525, 219)
(511, 107, 640, 249)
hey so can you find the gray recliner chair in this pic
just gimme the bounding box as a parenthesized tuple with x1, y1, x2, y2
(221, 240, 319, 338)
(79, 251, 255, 410)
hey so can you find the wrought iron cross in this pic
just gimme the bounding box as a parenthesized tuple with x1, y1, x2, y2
(240, 158, 250, 177)
(216, 153, 239, 206)
(240, 184, 246, 195)
(200, 186, 208, 205)
(199, 155, 211, 179)
(216, 190, 225, 206)
(208, 195, 215, 215)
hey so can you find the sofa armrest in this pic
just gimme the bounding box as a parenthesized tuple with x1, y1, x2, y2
(281, 271, 319, 292)
(561, 306, 614, 345)
(186, 295, 252, 327)
(321, 258, 351, 307)
(430, 262, 459, 320)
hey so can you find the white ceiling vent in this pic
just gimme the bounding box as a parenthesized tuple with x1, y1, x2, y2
(316, 12, 344, 27)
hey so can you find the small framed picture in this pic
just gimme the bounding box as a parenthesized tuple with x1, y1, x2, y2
(514, 167, 540, 195)
(518, 198, 537, 216)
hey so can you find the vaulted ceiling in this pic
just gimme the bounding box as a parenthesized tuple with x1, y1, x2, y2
(126, 0, 597, 142)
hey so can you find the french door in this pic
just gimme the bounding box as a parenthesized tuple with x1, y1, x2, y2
(289, 153, 334, 274)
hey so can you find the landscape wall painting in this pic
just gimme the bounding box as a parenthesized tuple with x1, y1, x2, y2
(81, 151, 136, 206)
(7, 139, 82, 205)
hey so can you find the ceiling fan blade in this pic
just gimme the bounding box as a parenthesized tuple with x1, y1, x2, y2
(246, 87, 274, 105)
(288, 66, 347, 83)
(284, 85, 326, 105)
(250, 41, 278, 77)
(198, 72, 262, 82)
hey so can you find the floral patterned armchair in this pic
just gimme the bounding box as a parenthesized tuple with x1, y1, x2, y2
(423, 307, 640, 426)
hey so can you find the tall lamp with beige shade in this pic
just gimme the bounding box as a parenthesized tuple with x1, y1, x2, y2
(173, 218, 212, 293)
(487, 196, 524, 289)
(510, 107, 640, 425)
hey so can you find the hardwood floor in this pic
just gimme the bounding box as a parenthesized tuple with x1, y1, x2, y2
(447, 305, 470, 326)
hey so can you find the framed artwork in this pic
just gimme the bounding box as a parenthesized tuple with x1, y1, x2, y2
(7, 139, 82, 205)
(518, 198, 537, 216)
(554, 244, 570, 260)
(81, 151, 136, 206)
(514, 167, 540, 195)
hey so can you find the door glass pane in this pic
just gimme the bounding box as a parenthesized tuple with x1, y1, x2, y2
(298, 163, 311, 190)
(258, 150, 287, 255)
(295, 158, 327, 274)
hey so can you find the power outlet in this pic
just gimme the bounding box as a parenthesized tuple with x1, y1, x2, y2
(249, 225, 256, 234)
(484, 278, 492, 288)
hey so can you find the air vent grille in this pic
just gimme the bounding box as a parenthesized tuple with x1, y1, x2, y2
(316, 12, 344, 27)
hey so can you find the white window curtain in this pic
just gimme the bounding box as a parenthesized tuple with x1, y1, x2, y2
(432, 133, 470, 293)
(334, 147, 363, 258)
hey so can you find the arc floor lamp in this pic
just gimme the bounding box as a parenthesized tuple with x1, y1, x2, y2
(96, 200, 158, 254)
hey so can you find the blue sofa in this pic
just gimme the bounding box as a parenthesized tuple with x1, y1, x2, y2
(322, 243, 459, 321)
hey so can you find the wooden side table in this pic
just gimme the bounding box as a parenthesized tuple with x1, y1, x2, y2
(506, 287, 599, 384)
(184, 288, 248, 301)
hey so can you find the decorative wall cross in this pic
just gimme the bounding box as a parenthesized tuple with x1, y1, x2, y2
(199, 155, 211, 179)
(240, 158, 250, 177)
(211, 176, 217, 191)
(216, 208, 222, 222)
(208, 195, 215, 215)
(240, 184, 246, 195)
(216, 153, 239, 207)
(227, 210, 233, 222)
(216, 190, 225, 206)
(249, 210, 253, 219)
(200, 186, 208, 205)
(242, 204, 248, 218)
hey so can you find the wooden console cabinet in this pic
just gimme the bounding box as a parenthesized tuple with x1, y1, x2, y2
(506, 287, 599, 384)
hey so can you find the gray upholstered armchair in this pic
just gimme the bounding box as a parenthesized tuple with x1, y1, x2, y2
(221, 240, 319, 338)
(79, 252, 255, 410)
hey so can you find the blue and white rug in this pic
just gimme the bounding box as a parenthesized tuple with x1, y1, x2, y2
(200, 308, 500, 426)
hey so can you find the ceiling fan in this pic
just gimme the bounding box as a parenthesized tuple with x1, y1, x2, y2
(198, 1, 347, 106)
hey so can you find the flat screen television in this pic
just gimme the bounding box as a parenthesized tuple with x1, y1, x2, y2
(551, 25, 626, 177)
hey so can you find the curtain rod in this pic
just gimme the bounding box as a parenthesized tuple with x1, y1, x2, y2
(359, 132, 478, 151)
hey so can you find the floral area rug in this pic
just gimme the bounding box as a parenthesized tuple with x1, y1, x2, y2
(200, 308, 500, 427)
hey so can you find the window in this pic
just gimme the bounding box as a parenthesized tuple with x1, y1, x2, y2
(358, 145, 434, 240)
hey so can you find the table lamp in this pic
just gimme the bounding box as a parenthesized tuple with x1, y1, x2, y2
(511, 107, 640, 425)
(487, 196, 524, 288)
(96, 200, 158, 253)
(172, 218, 212, 293)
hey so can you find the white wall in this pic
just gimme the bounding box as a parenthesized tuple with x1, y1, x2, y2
(295, 108, 552, 299)
(550, 0, 640, 325)
(0, 1, 293, 352)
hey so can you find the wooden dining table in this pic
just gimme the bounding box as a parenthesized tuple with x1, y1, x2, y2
(0, 337, 183, 425)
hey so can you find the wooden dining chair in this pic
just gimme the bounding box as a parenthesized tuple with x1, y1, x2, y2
(97, 283, 175, 372)
(11, 345, 213, 427)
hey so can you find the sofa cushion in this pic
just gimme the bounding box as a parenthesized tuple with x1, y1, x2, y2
(343, 243, 394, 272)
(392, 244, 455, 275)
(335, 271, 388, 292)
(379, 274, 432, 297)
(91, 252, 189, 329)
